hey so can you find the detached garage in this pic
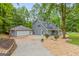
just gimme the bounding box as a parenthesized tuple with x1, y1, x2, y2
(10, 25, 32, 36)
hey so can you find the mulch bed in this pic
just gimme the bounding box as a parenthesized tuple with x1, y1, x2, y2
(43, 38, 79, 56)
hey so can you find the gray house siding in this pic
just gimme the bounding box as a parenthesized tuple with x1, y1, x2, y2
(32, 20, 48, 35)
(32, 20, 61, 35)
(10, 30, 17, 36)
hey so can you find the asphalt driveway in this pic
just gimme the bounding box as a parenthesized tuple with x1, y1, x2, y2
(11, 35, 52, 56)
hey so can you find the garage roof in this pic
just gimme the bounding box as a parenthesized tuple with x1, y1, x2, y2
(10, 25, 32, 31)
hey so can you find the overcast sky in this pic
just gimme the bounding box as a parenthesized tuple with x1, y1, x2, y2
(12, 3, 34, 10)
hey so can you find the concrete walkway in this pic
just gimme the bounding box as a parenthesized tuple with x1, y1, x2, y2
(11, 36, 51, 56)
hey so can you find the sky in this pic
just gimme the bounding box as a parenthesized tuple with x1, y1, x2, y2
(12, 3, 34, 10)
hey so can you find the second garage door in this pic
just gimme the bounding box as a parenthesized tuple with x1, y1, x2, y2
(16, 31, 31, 36)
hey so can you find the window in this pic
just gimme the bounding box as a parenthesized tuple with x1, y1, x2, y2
(38, 25, 41, 27)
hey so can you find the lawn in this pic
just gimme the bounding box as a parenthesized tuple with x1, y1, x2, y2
(67, 32, 79, 45)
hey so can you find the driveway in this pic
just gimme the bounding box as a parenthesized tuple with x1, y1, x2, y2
(11, 35, 52, 56)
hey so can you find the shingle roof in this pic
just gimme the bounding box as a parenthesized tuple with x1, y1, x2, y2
(40, 21, 58, 30)
(10, 25, 32, 31)
(47, 24, 57, 30)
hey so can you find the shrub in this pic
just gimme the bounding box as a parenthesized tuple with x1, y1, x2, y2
(41, 39, 44, 42)
(54, 34, 59, 39)
(44, 34, 49, 39)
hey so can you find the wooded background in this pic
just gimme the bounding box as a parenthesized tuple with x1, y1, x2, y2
(0, 3, 79, 35)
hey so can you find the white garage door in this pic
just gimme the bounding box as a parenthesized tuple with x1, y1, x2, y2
(16, 31, 31, 36)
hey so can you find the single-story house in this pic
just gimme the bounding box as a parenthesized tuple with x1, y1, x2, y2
(32, 20, 61, 35)
(10, 25, 32, 36)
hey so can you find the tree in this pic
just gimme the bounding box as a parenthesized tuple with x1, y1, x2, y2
(30, 3, 41, 21)
(60, 3, 66, 38)
(0, 3, 31, 33)
(0, 3, 15, 33)
(66, 4, 79, 32)
(13, 6, 31, 27)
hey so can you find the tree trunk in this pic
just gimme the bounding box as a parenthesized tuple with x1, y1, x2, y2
(61, 3, 66, 38)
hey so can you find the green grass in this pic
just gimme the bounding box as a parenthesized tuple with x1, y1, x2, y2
(67, 32, 79, 45)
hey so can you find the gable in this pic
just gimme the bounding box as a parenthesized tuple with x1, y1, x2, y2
(33, 20, 42, 27)
(33, 20, 59, 30)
